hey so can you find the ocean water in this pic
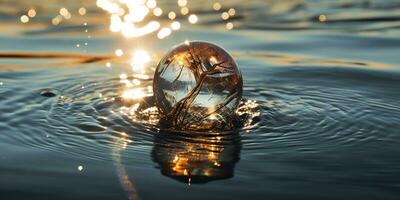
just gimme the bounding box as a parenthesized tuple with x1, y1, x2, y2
(1, 0, 400, 199)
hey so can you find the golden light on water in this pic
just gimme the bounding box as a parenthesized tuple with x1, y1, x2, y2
(14, 1, 239, 40)
(221, 12, 229, 20)
(319, 14, 327, 22)
(51, 15, 62, 25)
(146, 0, 157, 9)
(125, 21, 160, 38)
(213, 2, 222, 11)
(133, 74, 150, 80)
(132, 50, 150, 65)
(157, 27, 172, 39)
(126, 6, 149, 22)
(106, 62, 111, 68)
(236, 100, 260, 127)
(188, 14, 198, 24)
(180, 7, 189, 15)
(98, 0, 165, 38)
(95, 0, 237, 39)
(177, 0, 187, 7)
(116, 49, 154, 104)
(97, 0, 183, 39)
(59, 8, 68, 16)
(226, 22, 234, 30)
(112, 133, 137, 200)
(171, 21, 181, 30)
(131, 50, 150, 71)
(168, 11, 176, 20)
(132, 79, 141, 85)
(59, 7, 72, 19)
(115, 49, 124, 56)
(28, 9, 36, 18)
(78, 7, 87, 15)
(228, 8, 236, 16)
(122, 88, 145, 100)
(20, 15, 29, 23)
(153, 7, 163, 16)
(20, 9, 37, 23)
(120, 73, 128, 80)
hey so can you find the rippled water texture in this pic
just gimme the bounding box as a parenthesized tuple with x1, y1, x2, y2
(1, 0, 400, 199)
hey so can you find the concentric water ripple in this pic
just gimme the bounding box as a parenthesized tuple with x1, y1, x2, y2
(242, 67, 400, 155)
(1, 53, 400, 163)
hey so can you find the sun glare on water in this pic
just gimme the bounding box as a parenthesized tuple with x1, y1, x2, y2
(96, 0, 236, 39)
(122, 88, 145, 100)
(118, 49, 153, 103)
(97, 0, 183, 39)
(131, 50, 150, 71)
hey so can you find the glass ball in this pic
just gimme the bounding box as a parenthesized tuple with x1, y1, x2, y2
(153, 41, 243, 131)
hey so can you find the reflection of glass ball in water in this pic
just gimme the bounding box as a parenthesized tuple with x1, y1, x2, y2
(153, 41, 243, 131)
(151, 134, 241, 184)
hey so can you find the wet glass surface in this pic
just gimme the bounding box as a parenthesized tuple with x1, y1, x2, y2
(154, 41, 243, 131)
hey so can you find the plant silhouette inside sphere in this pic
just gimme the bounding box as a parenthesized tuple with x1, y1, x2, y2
(153, 41, 243, 131)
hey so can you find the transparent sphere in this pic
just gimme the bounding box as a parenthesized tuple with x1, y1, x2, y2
(153, 41, 243, 131)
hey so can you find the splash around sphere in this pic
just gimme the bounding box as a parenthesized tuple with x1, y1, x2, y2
(153, 41, 243, 131)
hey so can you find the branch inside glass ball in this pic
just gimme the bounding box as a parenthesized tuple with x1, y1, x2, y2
(155, 43, 241, 131)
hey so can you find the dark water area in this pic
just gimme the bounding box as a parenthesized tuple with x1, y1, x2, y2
(1, 0, 400, 199)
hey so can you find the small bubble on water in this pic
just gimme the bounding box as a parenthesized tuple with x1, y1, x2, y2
(40, 89, 57, 97)
(77, 165, 84, 171)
